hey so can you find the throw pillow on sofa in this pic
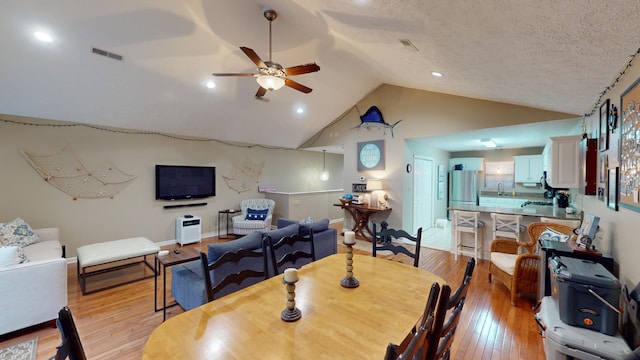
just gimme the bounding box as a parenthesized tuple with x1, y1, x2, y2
(246, 208, 269, 221)
(0, 246, 28, 267)
(299, 219, 329, 236)
(0, 217, 40, 247)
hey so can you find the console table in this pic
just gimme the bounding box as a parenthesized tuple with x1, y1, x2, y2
(334, 202, 391, 241)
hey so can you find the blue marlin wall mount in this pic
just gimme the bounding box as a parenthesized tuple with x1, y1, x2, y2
(355, 106, 402, 137)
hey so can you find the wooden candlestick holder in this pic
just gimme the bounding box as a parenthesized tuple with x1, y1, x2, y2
(281, 279, 302, 322)
(340, 241, 360, 288)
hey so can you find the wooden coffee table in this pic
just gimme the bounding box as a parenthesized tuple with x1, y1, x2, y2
(154, 247, 200, 321)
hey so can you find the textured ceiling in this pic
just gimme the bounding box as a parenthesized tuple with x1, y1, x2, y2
(1, 1, 639, 150)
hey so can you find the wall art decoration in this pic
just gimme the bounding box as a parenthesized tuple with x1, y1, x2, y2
(619, 77, 640, 211)
(599, 153, 607, 186)
(607, 167, 619, 211)
(599, 99, 609, 151)
(21, 146, 136, 200)
(223, 157, 264, 193)
(357, 140, 385, 171)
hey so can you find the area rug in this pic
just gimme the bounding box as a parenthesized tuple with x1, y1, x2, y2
(0, 338, 37, 360)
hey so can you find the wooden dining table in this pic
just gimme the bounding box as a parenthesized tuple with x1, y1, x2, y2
(142, 254, 446, 359)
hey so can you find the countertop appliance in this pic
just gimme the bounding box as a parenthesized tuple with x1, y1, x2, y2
(556, 192, 569, 208)
(449, 170, 479, 208)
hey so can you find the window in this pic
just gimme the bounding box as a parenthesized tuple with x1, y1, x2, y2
(484, 161, 514, 189)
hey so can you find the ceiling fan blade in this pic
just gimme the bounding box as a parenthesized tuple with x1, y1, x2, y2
(240, 47, 266, 68)
(212, 73, 256, 77)
(255, 86, 267, 98)
(284, 79, 312, 94)
(283, 63, 320, 76)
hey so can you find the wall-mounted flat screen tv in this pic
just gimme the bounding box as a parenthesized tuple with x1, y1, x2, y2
(155, 165, 216, 200)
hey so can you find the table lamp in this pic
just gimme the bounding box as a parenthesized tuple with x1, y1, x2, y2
(366, 179, 383, 208)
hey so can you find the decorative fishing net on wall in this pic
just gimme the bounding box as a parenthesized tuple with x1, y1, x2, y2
(21, 146, 136, 199)
(223, 157, 264, 193)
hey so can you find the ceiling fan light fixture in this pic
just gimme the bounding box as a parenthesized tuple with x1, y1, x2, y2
(257, 75, 285, 90)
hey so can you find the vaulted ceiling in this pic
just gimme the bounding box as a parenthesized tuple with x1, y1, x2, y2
(2, 1, 639, 149)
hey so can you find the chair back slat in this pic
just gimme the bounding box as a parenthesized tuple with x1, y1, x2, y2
(373, 222, 422, 267)
(384, 282, 441, 360)
(267, 231, 316, 276)
(201, 243, 269, 302)
(54, 306, 87, 360)
(427, 257, 475, 360)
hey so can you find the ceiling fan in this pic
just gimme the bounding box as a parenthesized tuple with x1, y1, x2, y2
(212, 9, 320, 99)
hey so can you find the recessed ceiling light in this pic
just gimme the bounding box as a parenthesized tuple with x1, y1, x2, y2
(296, 107, 304, 114)
(34, 31, 52, 43)
(205, 81, 216, 89)
(431, 71, 443, 77)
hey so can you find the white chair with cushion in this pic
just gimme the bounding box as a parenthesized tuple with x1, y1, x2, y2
(453, 210, 484, 262)
(490, 213, 525, 242)
(232, 199, 276, 236)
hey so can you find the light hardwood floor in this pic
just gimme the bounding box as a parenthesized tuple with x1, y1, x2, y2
(0, 223, 545, 359)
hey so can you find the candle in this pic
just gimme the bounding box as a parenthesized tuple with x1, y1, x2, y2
(344, 231, 356, 245)
(284, 268, 299, 282)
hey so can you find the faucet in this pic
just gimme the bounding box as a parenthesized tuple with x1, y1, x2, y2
(497, 182, 504, 196)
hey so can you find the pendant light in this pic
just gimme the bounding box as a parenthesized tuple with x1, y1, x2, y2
(320, 150, 329, 181)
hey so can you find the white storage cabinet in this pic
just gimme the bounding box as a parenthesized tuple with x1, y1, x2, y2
(514, 155, 543, 183)
(176, 216, 202, 245)
(542, 135, 581, 189)
(479, 197, 527, 209)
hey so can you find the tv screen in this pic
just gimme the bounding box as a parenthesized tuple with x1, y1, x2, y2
(155, 165, 216, 200)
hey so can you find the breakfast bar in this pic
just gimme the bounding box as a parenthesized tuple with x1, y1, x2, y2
(449, 203, 581, 260)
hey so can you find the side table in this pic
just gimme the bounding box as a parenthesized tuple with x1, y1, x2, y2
(155, 247, 200, 321)
(218, 208, 241, 239)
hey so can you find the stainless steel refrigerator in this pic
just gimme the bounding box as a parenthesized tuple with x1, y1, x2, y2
(449, 170, 479, 208)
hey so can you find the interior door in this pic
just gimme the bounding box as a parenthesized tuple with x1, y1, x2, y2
(413, 156, 434, 234)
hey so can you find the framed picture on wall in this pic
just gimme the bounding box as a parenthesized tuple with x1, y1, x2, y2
(357, 140, 385, 171)
(437, 182, 445, 200)
(599, 99, 609, 151)
(438, 165, 445, 182)
(599, 153, 607, 185)
(607, 167, 618, 211)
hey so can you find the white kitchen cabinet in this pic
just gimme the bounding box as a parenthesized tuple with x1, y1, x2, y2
(542, 135, 582, 189)
(479, 196, 527, 208)
(449, 157, 484, 171)
(514, 155, 543, 183)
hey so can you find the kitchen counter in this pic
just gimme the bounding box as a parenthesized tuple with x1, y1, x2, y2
(450, 203, 580, 220)
(448, 204, 581, 260)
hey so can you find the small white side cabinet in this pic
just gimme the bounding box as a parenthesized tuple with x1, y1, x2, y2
(514, 155, 543, 183)
(176, 216, 202, 245)
(542, 135, 582, 189)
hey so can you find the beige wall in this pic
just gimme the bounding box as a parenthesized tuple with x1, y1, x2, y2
(307, 82, 640, 290)
(573, 57, 640, 289)
(307, 84, 578, 232)
(0, 115, 343, 257)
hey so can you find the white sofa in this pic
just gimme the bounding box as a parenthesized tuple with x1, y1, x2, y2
(0, 228, 67, 335)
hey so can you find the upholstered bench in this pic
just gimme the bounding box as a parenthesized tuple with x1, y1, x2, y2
(76, 237, 160, 295)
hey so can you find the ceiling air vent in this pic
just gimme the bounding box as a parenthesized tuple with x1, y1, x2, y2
(399, 39, 419, 52)
(91, 47, 124, 61)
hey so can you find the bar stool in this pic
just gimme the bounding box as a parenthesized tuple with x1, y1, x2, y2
(453, 210, 484, 262)
(490, 213, 525, 242)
